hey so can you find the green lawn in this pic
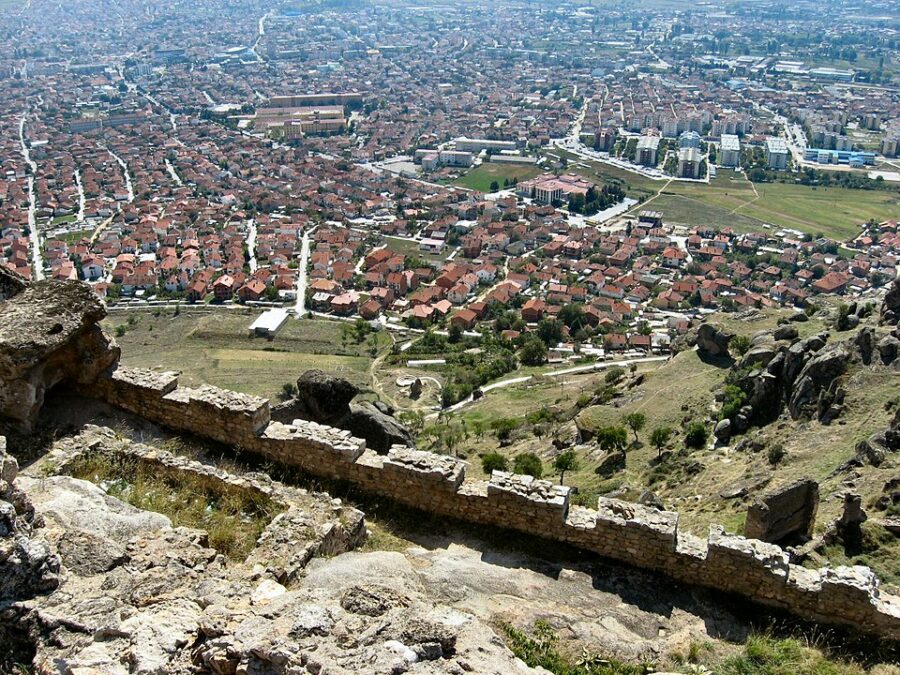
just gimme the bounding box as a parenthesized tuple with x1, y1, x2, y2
(104, 311, 387, 400)
(660, 172, 899, 241)
(453, 162, 543, 192)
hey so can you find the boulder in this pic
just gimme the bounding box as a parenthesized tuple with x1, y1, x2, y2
(788, 342, 851, 420)
(877, 335, 899, 365)
(346, 402, 414, 453)
(714, 418, 732, 441)
(272, 370, 414, 453)
(290, 369, 360, 423)
(0, 277, 119, 433)
(773, 325, 798, 342)
(744, 478, 819, 544)
(695, 323, 733, 358)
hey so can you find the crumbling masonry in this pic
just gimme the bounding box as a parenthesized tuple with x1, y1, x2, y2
(89, 365, 900, 639)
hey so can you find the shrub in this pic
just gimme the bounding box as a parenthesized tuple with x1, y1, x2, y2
(492, 417, 521, 442)
(720, 384, 747, 422)
(730, 334, 751, 357)
(576, 393, 592, 409)
(684, 421, 708, 449)
(513, 452, 543, 478)
(481, 452, 509, 474)
(767, 443, 786, 466)
(605, 366, 625, 385)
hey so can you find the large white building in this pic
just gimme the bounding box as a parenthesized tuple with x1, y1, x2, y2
(719, 134, 741, 167)
(636, 135, 660, 166)
(677, 147, 702, 178)
(766, 137, 789, 170)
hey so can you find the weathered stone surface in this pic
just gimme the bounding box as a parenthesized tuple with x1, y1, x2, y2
(695, 323, 733, 358)
(744, 479, 819, 544)
(773, 325, 799, 342)
(0, 436, 61, 619)
(788, 342, 851, 420)
(272, 369, 413, 453)
(0, 277, 119, 432)
(881, 277, 900, 326)
(0, 265, 27, 301)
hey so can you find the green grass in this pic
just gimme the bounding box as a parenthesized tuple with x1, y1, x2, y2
(453, 162, 543, 192)
(717, 634, 865, 675)
(663, 176, 899, 241)
(104, 311, 388, 400)
(501, 620, 649, 674)
(66, 450, 282, 560)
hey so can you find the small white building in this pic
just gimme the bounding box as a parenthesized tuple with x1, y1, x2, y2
(248, 308, 289, 339)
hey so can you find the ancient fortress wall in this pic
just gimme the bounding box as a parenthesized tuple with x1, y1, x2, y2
(92, 366, 900, 639)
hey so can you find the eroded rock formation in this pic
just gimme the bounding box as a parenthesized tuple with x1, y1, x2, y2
(272, 369, 414, 453)
(6, 428, 540, 675)
(0, 269, 119, 433)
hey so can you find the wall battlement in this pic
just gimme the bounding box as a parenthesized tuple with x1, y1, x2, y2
(90, 366, 900, 639)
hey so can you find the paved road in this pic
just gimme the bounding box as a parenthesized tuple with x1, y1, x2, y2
(19, 112, 43, 279)
(293, 226, 315, 316)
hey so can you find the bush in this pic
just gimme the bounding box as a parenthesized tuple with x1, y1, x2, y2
(684, 421, 708, 449)
(481, 452, 509, 474)
(576, 393, 592, 408)
(730, 334, 751, 357)
(513, 452, 543, 478)
(720, 384, 747, 422)
(492, 417, 521, 442)
(605, 366, 625, 385)
(767, 443, 786, 466)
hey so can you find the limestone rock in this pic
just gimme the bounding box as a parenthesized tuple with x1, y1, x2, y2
(744, 479, 819, 544)
(273, 369, 413, 453)
(0, 277, 119, 432)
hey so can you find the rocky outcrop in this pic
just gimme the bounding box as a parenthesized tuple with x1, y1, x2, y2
(694, 323, 734, 358)
(744, 479, 819, 544)
(8, 431, 538, 675)
(881, 277, 900, 326)
(0, 275, 119, 433)
(0, 437, 61, 603)
(0, 265, 27, 301)
(787, 340, 851, 420)
(273, 370, 413, 453)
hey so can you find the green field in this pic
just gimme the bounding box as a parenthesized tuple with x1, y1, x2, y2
(543, 149, 899, 240)
(453, 162, 543, 192)
(663, 174, 899, 240)
(104, 310, 387, 400)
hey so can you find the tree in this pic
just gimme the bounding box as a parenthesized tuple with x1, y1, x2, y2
(650, 426, 673, 458)
(489, 180, 500, 192)
(519, 335, 548, 366)
(448, 322, 464, 343)
(684, 421, 708, 449)
(623, 412, 646, 444)
(536, 318, 564, 347)
(482, 452, 509, 474)
(596, 426, 628, 453)
(553, 451, 579, 485)
(513, 452, 543, 478)
(492, 417, 520, 443)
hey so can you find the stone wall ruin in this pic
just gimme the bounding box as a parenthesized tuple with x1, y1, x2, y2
(85, 364, 900, 639)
